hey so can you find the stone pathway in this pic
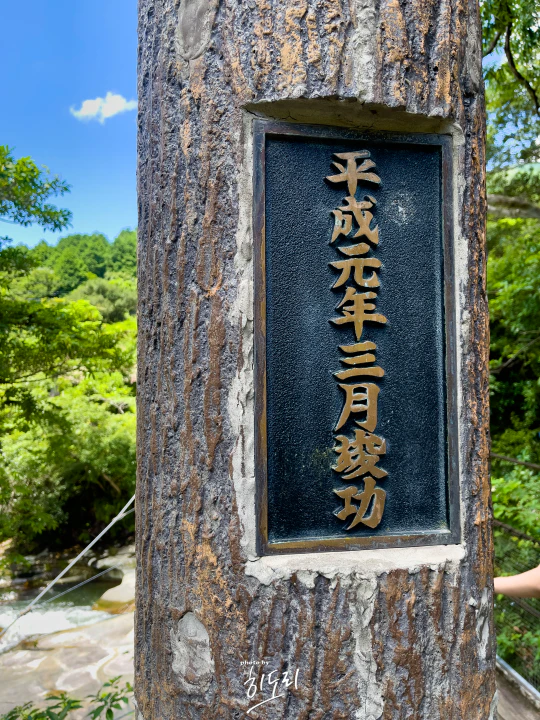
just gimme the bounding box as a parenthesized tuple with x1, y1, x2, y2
(0, 612, 134, 718)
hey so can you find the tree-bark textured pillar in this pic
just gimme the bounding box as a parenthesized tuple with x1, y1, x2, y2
(136, 0, 495, 717)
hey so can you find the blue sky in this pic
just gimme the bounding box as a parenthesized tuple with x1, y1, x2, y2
(2, 0, 137, 247)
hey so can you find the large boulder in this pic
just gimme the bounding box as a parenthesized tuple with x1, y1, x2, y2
(94, 569, 135, 613)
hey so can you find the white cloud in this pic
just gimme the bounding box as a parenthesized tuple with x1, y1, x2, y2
(70, 92, 137, 124)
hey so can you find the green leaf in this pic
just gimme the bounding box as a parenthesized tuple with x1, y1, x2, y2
(0, 146, 72, 233)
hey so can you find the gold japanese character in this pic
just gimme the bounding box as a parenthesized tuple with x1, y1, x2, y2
(330, 257, 382, 289)
(334, 340, 385, 381)
(330, 209, 353, 243)
(340, 340, 377, 354)
(326, 152, 381, 196)
(331, 287, 387, 341)
(334, 363, 384, 381)
(334, 476, 386, 529)
(335, 381, 379, 431)
(330, 195, 377, 239)
(340, 196, 379, 245)
(333, 429, 387, 479)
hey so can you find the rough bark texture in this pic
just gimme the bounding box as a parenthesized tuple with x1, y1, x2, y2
(136, 0, 494, 718)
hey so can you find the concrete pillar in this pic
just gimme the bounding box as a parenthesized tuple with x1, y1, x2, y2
(136, 0, 495, 717)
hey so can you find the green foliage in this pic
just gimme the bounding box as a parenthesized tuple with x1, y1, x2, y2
(493, 528, 540, 686)
(0, 235, 137, 549)
(0, 231, 134, 450)
(482, 2, 540, 538)
(110, 230, 137, 276)
(495, 607, 540, 678)
(482, 0, 540, 60)
(0, 362, 136, 547)
(67, 277, 137, 323)
(9, 229, 138, 304)
(0, 679, 133, 720)
(488, 219, 540, 524)
(31, 240, 56, 267)
(53, 247, 91, 293)
(86, 677, 134, 720)
(10, 267, 60, 301)
(481, 0, 540, 166)
(1, 693, 82, 720)
(481, 7, 540, 680)
(51, 234, 111, 290)
(0, 146, 71, 239)
(0, 147, 137, 552)
(29, 231, 137, 287)
(0, 295, 130, 386)
(488, 218, 540, 537)
(0, 245, 35, 283)
(487, 163, 540, 203)
(79, 235, 111, 278)
(491, 468, 540, 537)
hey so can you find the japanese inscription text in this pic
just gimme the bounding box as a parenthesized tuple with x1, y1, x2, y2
(327, 152, 387, 530)
(257, 123, 457, 553)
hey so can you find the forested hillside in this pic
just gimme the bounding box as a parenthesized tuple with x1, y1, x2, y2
(482, 0, 540, 538)
(0, 229, 137, 556)
(482, 0, 540, 680)
(489, 211, 540, 537)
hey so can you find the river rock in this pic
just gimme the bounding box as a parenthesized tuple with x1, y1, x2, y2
(94, 569, 135, 612)
(0, 612, 134, 718)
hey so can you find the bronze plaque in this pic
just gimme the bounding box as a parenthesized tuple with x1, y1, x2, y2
(253, 120, 459, 555)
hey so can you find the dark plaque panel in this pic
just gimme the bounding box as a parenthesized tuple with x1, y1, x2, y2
(254, 121, 459, 554)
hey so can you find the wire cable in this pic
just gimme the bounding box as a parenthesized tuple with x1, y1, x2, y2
(0, 498, 135, 642)
(40, 563, 124, 606)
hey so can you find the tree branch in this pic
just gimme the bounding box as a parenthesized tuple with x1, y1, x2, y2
(504, 23, 540, 115)
(487, 193, 540, 219)
(491, 452, 540, 472)
(483, 28, 503, 57)
(490, 335, 540, 374)
(102, 473, 122, 495)
(492, 518, 540, 544)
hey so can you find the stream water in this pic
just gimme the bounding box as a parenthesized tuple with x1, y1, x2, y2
(0, 576, 121, 653)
